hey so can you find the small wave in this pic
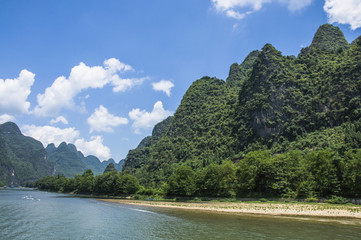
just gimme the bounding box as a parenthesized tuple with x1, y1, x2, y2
(132, 208, 154, 214)
(22, 195, 40, 201)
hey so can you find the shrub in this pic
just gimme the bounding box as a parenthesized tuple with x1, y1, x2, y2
(326, 196, 349, 204)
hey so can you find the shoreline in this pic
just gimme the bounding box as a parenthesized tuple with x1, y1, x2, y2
(99, 199, 361, 219)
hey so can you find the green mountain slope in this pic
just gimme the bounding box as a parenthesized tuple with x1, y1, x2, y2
(122, 24, 361, 197)
(0, 122, 54, 185)
(46, 142, 123, 177)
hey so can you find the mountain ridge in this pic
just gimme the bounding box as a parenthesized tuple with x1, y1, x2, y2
(121, 24, 361, 197)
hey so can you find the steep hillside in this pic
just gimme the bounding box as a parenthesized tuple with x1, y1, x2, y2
(122, 24, 361, 192)
(0, 122, 54, 185)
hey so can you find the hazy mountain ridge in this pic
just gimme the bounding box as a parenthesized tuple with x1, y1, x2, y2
(0, 122, 123, 185)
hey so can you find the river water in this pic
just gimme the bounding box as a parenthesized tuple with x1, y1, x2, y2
(1, 190, 361, 240)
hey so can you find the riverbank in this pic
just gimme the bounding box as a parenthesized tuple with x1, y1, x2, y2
(99, 199, 361, 219)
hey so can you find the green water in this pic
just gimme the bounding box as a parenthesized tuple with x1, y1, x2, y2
(1, 190, 360, 239)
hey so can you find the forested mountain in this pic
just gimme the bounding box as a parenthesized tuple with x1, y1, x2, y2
(0, 122, 54, 186)
(122, 24, 361, 198)
(46, 142, 123, 177)
(0, 122, 123, 185)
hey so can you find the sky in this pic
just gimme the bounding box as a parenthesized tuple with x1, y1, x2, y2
(0, 0, 361, 162)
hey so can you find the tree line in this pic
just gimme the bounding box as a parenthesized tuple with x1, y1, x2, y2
(34, 147, 361, 199)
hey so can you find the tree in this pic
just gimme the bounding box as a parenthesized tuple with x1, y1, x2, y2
(167, 165, 197, 197)
(342, 149, 361, 197)
(75, 169, 94, 194)
(116, 174, 140, 194)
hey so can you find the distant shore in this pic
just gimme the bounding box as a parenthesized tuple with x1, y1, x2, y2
(99, 199, 361, 219)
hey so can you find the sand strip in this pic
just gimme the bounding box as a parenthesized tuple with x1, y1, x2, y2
(98, 199, 361, 219)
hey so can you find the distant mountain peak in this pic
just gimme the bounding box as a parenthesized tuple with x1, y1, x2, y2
(0, 122, 23, 136)
(309, 24, 349, 52)
(226, 50, 260, 87)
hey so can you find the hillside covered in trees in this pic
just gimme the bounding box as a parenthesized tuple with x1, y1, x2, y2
(0, 122, 123, 186)
(117, 24, 361, 199)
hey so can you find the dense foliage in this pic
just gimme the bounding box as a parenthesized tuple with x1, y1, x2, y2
(120, 24, 361, 199)
(35, 169, 140, 195)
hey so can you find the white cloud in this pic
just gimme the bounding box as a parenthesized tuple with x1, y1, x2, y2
(212, 0, 269, 12)
(22, 125, 80, 147)
(87, 105, 128, 133)
(211, 0, 312, 19)
(129, 101, 173, 134)
(324, 0, 361, 30)
(50, 116, 69, 125)
(152, 80, 175, 96)
(104, 58, 133, 73)
(111, 77, 148, 92)
(0, 114, 15, 124)
(0, 70, 35, 115)
(75, 136, 111, 160)
(33, 58, 139, 116)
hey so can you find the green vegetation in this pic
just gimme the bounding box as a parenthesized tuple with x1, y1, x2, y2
(35, 169, 140, 195)
(5, 25, 361, 201)
(119, 24, 361, 199)
(46, 142, 123, 177)
(0, 122, 123, 185)
(0, 122, 54, 185)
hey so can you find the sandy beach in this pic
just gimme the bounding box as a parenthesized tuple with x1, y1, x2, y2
(99, 199, 361, 219)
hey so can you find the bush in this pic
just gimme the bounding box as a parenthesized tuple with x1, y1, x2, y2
(305, 197, 319, 202)
(326, 196, 349, 204)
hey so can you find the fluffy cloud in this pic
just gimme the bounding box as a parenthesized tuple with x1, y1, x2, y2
(211, 0, 312, 19)
(111, 77, 148, 92)
(152, 80, 175, 96)
(50, 116, 69, 125)
(22, 125, 80, 147)
(0, 70, 35, 115)
(324, 0, 361, 30)
(104, 58, 133, 73)
(75, 136, 111, 160)
(129, 101, 173, 134)
(0, 114, 15, 124)
(33, 58, 139, 116)
(87, 105, 128, 133)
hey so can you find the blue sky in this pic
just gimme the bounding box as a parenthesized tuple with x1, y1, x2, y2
(0, 0, 361, 162)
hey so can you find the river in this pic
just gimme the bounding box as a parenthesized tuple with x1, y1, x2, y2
(1, 190, 361, 239)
